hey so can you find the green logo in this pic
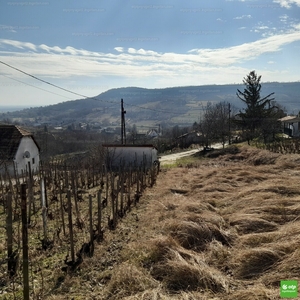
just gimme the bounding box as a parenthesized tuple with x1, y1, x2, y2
(280, 280, 298, 298)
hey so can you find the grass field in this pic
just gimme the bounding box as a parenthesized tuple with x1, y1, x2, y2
(1, 144, 300, 299)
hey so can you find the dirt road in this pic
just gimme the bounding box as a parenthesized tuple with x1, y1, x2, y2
(159, 144, 224, 165)
(159, 149, 200, 165)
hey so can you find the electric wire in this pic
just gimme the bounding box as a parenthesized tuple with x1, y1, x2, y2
(0, 60, 188, 115)
(0, 60, 119, 106)
(1, 74, 73, 100)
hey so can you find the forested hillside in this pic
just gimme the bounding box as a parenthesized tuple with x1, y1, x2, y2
(1, 82, 299, 128)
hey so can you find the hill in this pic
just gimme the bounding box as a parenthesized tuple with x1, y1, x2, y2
(1, 82, 299, 128)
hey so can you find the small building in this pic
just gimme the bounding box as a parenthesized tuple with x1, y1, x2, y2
(0, 125, 40, 176)
(102, 144, 158, 171)
(176, 131, 204, 148)
(279, 116, 300, 137)
(147, 129, 159, 138)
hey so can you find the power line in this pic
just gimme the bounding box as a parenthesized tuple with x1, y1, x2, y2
(0, 60, 188, 115)
(1, 74, 73, 100)
(0, 60, 120, 106)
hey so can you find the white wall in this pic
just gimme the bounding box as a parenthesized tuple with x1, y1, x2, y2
(105, 146, 158, 170)
(14, 136, 40, 175)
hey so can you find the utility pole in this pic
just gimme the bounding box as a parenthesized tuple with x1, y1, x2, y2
(228, 103, 231, 145)
(121, 99, 126, 145)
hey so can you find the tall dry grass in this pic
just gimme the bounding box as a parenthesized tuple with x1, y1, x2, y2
(144, 236, 228, 293)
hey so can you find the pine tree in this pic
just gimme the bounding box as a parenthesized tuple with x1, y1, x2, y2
(236, 71, 275, 144)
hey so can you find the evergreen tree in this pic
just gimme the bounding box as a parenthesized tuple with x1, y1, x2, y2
(236, 71, 276, 144)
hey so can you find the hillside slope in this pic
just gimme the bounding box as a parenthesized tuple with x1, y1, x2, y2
(1, 82, 299, 128)
(1, 145, 298, 299)
(93, 145, 300, 299)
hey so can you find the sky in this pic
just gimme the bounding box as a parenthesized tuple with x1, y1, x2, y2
(0, 0, 300, 106)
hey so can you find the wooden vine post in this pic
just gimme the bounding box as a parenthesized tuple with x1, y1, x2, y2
(120, 171, 125, 216)
(97, 189, 102, 242)
(40, 176, 48, 242)
(136, 168, 140, 190)
(6, 192, 14, 277)
(89, 194, 94, 256)
(67, 190, 75, 262)
(21, 183, 29, 300)
(110, 173, 116, 229)
(59, 185, 66, 236)
(27, 162, 34, 225)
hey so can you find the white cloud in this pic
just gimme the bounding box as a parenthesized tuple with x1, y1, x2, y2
(114, 47, 123, 52)
(128, 48, 136, 54)
(273, 0, 300, 8)
(251, 25, 270, 34)
(0, 39, 37, 51)
(280, 0, 300, 7)
(1, 27, 299, 73)
(280, 14, 289, 23)
(188, 28, 300, 65)
(234, 14, 252, 20)
(292, 23, 300, 30)
(0, 24, 299, 90)
(258, 26, 269, 30)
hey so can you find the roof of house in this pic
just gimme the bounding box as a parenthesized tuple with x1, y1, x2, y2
(147, 129, 158, 136)
(279, 116, 300, 122)
(0, 125, 35, 160)
(176, 131, 201, 139)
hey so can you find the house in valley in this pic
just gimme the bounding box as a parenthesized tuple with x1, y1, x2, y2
(147, 129, 159, 138)
(0, 125, 40, 176)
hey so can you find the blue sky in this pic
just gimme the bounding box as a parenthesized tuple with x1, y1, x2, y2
(0, 0, 300, 106)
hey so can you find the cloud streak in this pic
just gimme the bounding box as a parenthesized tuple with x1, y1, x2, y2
(0, 25, 299, 85)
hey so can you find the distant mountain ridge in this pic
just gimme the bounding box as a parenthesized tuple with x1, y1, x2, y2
(1, 82, 299, 128)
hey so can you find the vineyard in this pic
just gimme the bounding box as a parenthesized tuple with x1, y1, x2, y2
(258, 138, 300, 154)
(0, 154, 159, 299)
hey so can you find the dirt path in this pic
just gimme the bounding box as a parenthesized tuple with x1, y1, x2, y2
(159, 143, 225, 165)
(159, 149, 200, 164)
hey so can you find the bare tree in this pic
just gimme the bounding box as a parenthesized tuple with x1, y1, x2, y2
(198, 101, 234, 148)
(129, 124, 138, 144)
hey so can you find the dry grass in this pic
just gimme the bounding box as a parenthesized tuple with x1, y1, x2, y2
(232, 248, 283, 279)
(144, 237, 228, 293)
(263, 248, 300, 284)
(104, 262, 158, 299)
(224, 284, 278, 300)
(2, 144, 300, 299)
(229, 214, 278, 234)
(238, 231, 280, 247)
(168, 220, 231, 251)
